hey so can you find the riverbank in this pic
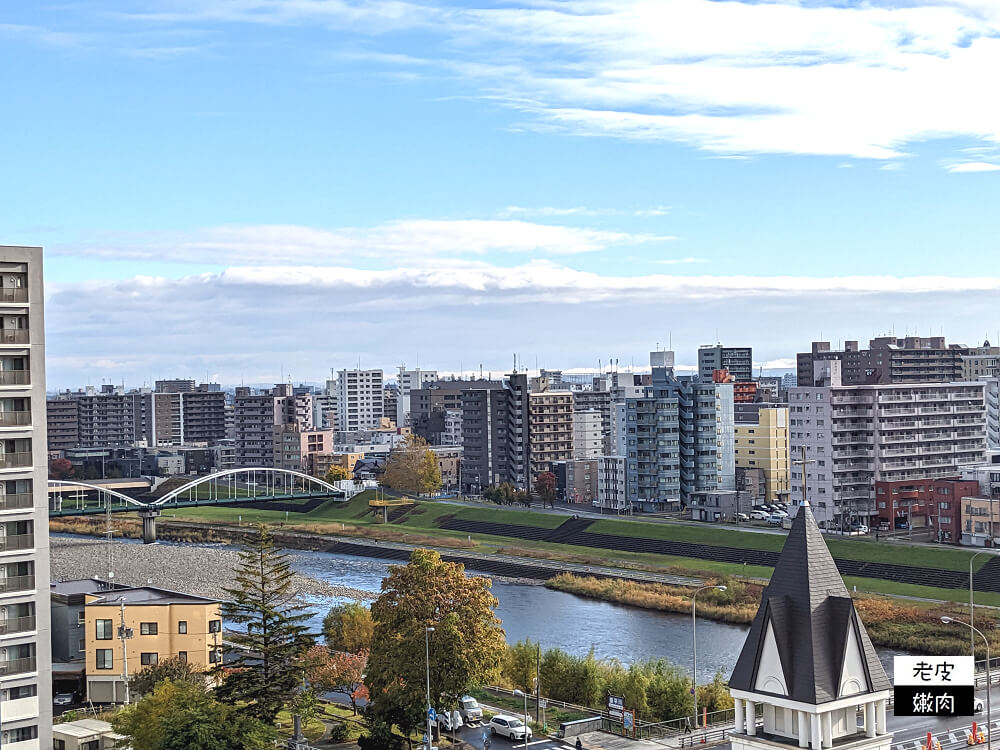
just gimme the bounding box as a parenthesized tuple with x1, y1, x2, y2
(50, 536, 375, 602)
(545, 573, 997, 656)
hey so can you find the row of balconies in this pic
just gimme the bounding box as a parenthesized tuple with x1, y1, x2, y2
(0, 656, 36, 676)
(0, 534, 33, 552)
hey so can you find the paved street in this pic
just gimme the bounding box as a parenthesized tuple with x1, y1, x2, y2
(450, 721, 566, 749)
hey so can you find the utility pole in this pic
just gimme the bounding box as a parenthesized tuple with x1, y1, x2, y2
(535, 642, 541, 726)
(791, 446, 815, 511)
(117, 598, 134, 705)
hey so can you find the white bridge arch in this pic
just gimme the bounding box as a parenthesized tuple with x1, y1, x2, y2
(50, 467, 347, 511)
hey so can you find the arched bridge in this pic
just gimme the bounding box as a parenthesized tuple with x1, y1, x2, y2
(49, 468, 360, 543)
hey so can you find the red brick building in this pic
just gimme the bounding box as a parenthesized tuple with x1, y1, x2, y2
(875, 477, 981, 543)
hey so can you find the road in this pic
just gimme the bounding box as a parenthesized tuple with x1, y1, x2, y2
(890, 682, 1000, 750)
(449, 720, 566, 750)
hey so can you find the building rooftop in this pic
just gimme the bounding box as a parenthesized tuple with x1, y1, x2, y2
(53, 578, 219, 606)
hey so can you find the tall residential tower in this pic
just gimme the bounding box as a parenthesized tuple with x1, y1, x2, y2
(0, 246, 52, 749)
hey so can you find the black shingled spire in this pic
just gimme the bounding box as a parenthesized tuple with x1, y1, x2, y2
(729, 504, 891, 704)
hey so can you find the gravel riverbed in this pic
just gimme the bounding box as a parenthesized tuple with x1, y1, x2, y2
(50, 536, 375, 602)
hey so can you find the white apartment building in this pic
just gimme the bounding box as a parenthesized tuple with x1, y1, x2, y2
(441, 409, 462, 446)
(789, 362, 987, 527)
(0, 247, 52, 749)
(573, 409, 603, 459)
(336, 369, 384, 432)
(395, 367, 438, 426)
(980, 376, 1000, 450)
(597, 456, 627, 511)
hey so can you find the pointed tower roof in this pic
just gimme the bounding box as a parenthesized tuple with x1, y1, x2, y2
(729, 504, 891, 705)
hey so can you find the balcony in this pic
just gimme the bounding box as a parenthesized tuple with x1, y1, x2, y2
(0, 614, 36, 635)
(0, 534, 33, 552)
(0, 288, 28, 304)
(0, 412, 30, 428)
(0, 371, 29, 386)
(0, 574, 34, 594)
(0, 329, 28, 345)
(0, 452, 32, 469)
(0, 656, 36, 676)
(0, 493, 32, 511)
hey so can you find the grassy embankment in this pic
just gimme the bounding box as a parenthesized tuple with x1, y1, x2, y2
(51, 492, 1000, 608)
(546, 573, 997, 656)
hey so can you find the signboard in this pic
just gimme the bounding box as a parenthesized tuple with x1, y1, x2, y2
(623, 709, 635, 736)
(427, 707, 437, 722)
(894, 656, 975, 717)
(608, 694, 624, 718)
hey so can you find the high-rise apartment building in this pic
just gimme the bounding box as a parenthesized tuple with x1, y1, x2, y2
(0, 246, 52, 748)
(395, 367, 438, 426)
(572, 409, 603, 459)
(797, 336, 971, 387)
(982, 377, 1000, 450)
(528, 389, 573, 478)
(789, 361, 987, 527)
(460, 375, 529, 493)
(336, 369, 384, 432)
(410, 379, 495, 445)
(734, 407, 790, 503)
(698, 344, 753, 382)
(47, 382, 225, 450)
(962, 341, 1000, 380)
(233, 384, 313, 467)
(625, 353, 735, 511)
(573, 385, 613, 453)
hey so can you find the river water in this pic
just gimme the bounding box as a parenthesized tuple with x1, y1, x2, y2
(289, 548, 748, 681)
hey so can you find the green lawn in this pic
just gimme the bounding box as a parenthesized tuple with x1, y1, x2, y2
(589, 517, 985, 573)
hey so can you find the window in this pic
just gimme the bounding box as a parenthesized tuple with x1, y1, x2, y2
(79, 638, 86, 653)
(96, 619, 113, 640)
(96, 649, 113, 669)
(209, 649, 221, 664)
(82, 742, 100, 750)
(77, 610, 86, 624)
(178, 620, 187, 635)
(55, 741, 66, 750)
(140, 622, 158, 635)
(178, 651, 187, 663)
(141, 652, 158, 666)
(7, 684, 36, 700)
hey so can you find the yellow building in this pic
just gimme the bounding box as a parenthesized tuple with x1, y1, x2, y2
(82, 586, 221, 703)
(734, 407, 790, 503)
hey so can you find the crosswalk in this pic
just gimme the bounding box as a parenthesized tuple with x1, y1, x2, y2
(893, 721, 1000, 750)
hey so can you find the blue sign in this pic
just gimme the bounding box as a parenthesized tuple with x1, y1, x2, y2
(428, 707, 437, 721)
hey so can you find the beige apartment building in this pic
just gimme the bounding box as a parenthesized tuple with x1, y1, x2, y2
(528, 390, 573, 480)
(790, 361, 986, 527)
(83, 586, 221, 703)
(0, 247, 51, 750)
(734, 407, 790, 503)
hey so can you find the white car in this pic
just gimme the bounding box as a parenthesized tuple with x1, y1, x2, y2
(767, 513, 786, 525)
(975, 698, 985, 713)
(750, 510, 769, 521)
(458, 696, 483, 723)
(489, 714, 532, 741)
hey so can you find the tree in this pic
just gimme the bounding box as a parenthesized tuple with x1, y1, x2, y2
(324, 465, 350, 482)
(484, 483, 517, 505)
(302, 644, 368, 714)
(49, 457, 74, 480)
(112, 679, 276, 750)
(534, 472, 557, 508)
(380, 435, 442, 496)
(129, 656, 203, 697)
(215, 524, 314, 723)
(323, 601, 374, 653)
(366, 549, 506, 739)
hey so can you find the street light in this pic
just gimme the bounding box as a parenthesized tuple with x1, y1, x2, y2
(942, 616, 991, 750)
(425, 627, 435, 750)
(513, 689, 529, 750)
(969, 550, 995, 659)
(692, 585, 727, 733)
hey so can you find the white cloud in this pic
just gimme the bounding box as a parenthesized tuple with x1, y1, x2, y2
(947, 161, 1000, 172)
(501, 205, 671, 218)
(57, 219, 669, 265)
(655, 257, 706, 265)
(44, 262, 1000, 387)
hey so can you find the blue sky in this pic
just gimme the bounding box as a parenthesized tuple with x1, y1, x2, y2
(2, 0, 1000, 387)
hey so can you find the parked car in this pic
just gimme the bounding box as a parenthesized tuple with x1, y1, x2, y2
(736, 513, 750, 522)
(458, 696, 483, 723)
(851, 524, 870, 534)
(767, 513, 786, 525)
(53, 692, 76, 706)
(976, 698, 985, 713)
(750, 510, 769, 521)
(489, 715, 532, 741)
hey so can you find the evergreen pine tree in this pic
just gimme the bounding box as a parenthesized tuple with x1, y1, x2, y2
(215, 524, 314, 723)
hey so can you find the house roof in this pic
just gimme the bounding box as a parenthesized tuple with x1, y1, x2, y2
(729, 504, 891, 704)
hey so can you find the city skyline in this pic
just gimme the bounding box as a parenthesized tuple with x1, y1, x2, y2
(3, 1, 1000, 385)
